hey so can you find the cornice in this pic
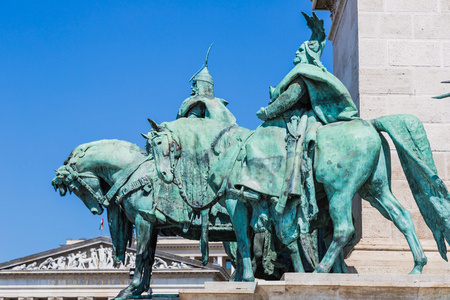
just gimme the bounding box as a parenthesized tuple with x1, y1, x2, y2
(312, 0, 337, 12)
(311, 0, 347, 42)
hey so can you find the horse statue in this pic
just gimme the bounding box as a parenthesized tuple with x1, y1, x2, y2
(147, 114, 450, 281)
(51, 139, 309, 297)
(51, 140, 237, 297)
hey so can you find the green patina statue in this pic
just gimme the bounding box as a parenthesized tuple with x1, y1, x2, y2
(256, 12, 358, 124)
(52, 11, 450, 299)
(146, 12, 450, 279)
(433, 80, 450, 99)
(177, 43, 236, 124)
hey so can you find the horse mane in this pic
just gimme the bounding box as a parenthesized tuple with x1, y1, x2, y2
(64, 139, 146, 165)
(163, 118, 234, 153)
(63, 152, 73, 165)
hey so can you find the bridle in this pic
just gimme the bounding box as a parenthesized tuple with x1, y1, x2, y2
(169, 140, 178, 175)
(57, 163, 108, 206)
(150, 129, 179, 177)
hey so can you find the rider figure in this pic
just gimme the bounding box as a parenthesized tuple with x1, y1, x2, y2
(177, 44, 236, 124)
(175, 45, 237, 266)
(256, 12, 358, 125)
(255, 12, 360, 216)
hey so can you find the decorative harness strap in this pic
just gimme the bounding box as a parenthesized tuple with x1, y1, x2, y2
(174, 129, 255, 211)
(102, 156, 153, 206)
(116, 175, 152, 203)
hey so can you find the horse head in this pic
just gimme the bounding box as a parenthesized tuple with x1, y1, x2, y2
(52, 146, 105, 215)
(145, 119, 180, 184)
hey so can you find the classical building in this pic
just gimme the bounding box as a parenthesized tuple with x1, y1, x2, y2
(0, 236, 230, 299)
(312, 0, 450, 274)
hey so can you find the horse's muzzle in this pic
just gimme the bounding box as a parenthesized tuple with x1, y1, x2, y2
(59, 185, 67, 196)
(90, 206, 103, 215)
(52, 177, 67, 196)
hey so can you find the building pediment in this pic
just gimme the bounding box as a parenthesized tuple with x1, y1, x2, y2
(0, 236, 210, 272)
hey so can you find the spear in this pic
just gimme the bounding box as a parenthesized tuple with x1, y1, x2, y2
(432, 81, 450, 99)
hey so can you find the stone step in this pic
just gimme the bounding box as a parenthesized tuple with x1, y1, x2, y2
(178, 274, 450, 300)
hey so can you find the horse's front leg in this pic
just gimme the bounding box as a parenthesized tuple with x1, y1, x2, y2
(287, 241, 305, 273)
(133, 218, 158, 295)
(225, 196, 254, 281)
(116, 215, 152, 298)
(222, 241, 242, 281)
(234, 246, 244, 281)
(137, 224, 159, 295)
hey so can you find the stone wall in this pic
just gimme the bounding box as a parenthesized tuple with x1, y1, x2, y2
(357, 0, 450, 246)
(313, 0, 450, 273)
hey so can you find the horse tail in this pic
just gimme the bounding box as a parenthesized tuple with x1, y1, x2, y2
(107, 200, 133, 265)
(372, 114, 450, 261)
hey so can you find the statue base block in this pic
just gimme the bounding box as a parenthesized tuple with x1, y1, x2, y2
(115, 294, 178, 300)
(178, 274, 450, 300)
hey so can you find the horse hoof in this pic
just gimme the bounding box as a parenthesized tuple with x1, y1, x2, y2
(242, 274, 255, 282)
(116, 288, 133, 299)
(133, 285, 149, 296)
(409, 268, 423, 275)
(313, 265, 327, 273)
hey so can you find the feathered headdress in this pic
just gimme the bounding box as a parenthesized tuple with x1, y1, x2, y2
(301, 12, 326, 44)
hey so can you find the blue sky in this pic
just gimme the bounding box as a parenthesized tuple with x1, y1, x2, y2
(0, 1, 333, 263)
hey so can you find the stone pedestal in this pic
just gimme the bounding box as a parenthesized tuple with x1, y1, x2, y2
(179, 273, 450, 300)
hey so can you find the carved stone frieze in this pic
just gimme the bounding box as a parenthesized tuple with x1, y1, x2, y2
(9, 245, 193, 271)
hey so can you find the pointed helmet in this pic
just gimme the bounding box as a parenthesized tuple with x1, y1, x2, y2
(190, 43, 214, 96)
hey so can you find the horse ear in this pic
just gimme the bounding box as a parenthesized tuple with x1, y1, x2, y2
(148, 118, 163, 132)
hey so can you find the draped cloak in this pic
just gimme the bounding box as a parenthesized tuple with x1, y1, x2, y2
(177, 95, 237, 124)
(270, 63, 359, 124)
(235, 63, 359, 199)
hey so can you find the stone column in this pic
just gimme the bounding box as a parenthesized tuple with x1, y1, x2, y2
(216, 256, 223, 267)
(313, 0, 450, 274)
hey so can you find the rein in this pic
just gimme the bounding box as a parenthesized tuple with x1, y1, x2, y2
(169, 141, 177, 175)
